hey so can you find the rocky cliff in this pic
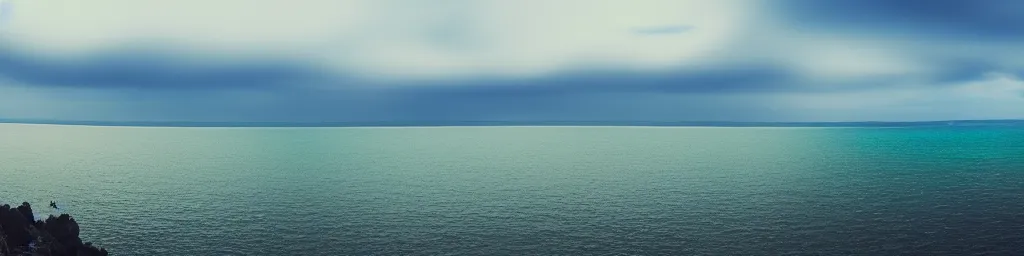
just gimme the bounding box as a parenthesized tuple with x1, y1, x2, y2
(0, 202, 107, 256)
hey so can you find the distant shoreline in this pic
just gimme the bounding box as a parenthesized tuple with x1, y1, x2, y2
(2, 119, 1022, 128)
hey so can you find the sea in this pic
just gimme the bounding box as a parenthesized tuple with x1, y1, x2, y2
(1, 123, 1023, 255)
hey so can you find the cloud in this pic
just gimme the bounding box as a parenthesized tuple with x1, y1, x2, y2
(0, 44, 806, 97)
(0, 0, 12, 26)
(631, 25, 694, 35)
(7, 0, 1014, 90)
(1, 0, 1023, 122)
(777, 0, 1024, 40)
(778, 73, 1024, 121)
(1, 0, 756, 79)
(1, 0, 372, 53)
(0, 79, 129, 120)
(4, 0, 1020, 86)
(745, 0, 1024, 90)
(953, 73, 1024, 101)
(0, 46, 333, 89)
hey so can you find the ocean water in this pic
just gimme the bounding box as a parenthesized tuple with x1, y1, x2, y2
(1, 124, 1024, 255)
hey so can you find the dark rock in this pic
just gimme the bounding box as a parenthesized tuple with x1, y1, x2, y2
(17, 202, 34, 225)
(0, 204, 32, 250)
(0, 201, 108, 256)
(43, 214, 81, 245)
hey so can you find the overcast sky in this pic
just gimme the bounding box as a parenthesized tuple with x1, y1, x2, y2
(0, 0, 1022, 122)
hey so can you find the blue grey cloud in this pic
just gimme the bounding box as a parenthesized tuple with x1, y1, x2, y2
(0, 44, 799, 94)
(778, 0, 1024, 40)
(0, 46, 333, 89)
(1, 43, 1006, 94)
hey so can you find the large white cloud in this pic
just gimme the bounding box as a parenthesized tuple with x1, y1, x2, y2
(1, 0, 757, 79)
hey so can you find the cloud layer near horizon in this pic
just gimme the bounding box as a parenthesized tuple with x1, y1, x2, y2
(0, 0, 1022, 122)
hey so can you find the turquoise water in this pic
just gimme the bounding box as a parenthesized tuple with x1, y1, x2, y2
(2, 124, 1023, 255)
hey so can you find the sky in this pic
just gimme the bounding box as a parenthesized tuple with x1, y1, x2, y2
(0, 0, 1022, 122)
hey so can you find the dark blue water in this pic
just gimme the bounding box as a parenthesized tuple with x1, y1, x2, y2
(2, 124, 1023, 255)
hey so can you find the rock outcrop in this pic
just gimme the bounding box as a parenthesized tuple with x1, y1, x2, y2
(0, 202, 107, 256)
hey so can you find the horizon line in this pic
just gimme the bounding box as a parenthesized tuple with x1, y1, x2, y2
(1, 119, 1022, 128)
